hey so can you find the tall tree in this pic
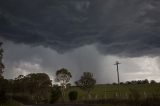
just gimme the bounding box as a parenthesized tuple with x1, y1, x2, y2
(55, 68, 72, 101)
(26, 73, 52, 103)
(75, 72, 96, 98)
(0, 42, 4, 78)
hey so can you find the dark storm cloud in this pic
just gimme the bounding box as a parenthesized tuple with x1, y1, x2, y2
(3, 41, 111, 83)
(0, 0, 160, 56)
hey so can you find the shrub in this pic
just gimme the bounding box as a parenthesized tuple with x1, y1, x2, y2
(50, 85, 61, 104)
(68, 91, 78, 101)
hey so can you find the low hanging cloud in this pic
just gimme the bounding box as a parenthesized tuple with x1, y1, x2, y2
(3, 41, 105, 83)
(0, 0, 160, 57)
(3, 41, 160, 83)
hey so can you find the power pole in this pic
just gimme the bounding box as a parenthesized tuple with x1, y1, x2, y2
(114, 61, 121, 84)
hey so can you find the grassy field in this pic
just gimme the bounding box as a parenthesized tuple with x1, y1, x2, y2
(66, 84, 160, 101)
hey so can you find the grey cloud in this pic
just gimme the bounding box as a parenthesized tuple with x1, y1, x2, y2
(0, 0, 160, 56)
(4, 41, 160, 83)
(3, 41, 110, 83)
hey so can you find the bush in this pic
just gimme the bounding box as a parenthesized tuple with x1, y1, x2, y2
(0, 89, 7, 102)
(50, 85, 61, 104)
(68, 91, 78, 101)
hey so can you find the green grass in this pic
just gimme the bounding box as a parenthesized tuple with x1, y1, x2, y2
(65, 84, 160, 101)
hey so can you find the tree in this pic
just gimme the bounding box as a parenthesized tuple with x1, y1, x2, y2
(0, 42, 4, 78)
(150, 80, 157, 84)
(142, 79, 149, 84)
(25, 73, 52, 103)
(75, 72, 96, 98)
(55, 68, 72, 101)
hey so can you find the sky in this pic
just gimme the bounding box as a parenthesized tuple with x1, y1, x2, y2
(0, 0, 160, 84)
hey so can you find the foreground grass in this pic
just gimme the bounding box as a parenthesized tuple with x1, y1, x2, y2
(0, 100, 24, 106)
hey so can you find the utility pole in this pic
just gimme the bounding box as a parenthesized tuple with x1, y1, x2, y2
(114, 61, 121, 84)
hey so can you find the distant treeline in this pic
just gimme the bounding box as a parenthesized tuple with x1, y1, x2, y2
(116, 79, 157, 85)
